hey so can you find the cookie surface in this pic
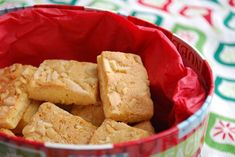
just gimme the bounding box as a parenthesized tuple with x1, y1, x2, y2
(71, 102, 105, 127)
(22, 102, 97, 144)
(28, 60, 98, 105)
(134, 121, 155, 135)
(0, 64, 35, 129)
(90, 119, 150, 144)
(97, 51, 154, 123)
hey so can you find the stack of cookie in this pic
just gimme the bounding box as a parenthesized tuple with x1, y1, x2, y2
(0, 51, 154, 144)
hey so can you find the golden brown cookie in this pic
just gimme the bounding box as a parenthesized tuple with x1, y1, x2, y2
(0, 64, 36, 129)
(90, 119, 150, 144)
(28, 60, 98, 105)
(97, 51, 154, 123)
(134, 121, 155, 135)
(22, 102, 97, 144)
(71, 102, 105, 127)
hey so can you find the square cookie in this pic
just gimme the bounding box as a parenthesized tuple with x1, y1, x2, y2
(71, 102, 105, 127)
(22, 102, 97, 144)
(28, 60, 98, 105)
(97, 51, 154, 123)
(0, 64, 35, 129)
(134, 121, 155, 135)
(90, 119, 150, 144)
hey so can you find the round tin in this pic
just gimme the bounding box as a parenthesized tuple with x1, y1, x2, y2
(0, 5, 213, 157)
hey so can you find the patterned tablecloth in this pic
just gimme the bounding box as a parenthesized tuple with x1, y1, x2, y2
(0, 0, 234, 157)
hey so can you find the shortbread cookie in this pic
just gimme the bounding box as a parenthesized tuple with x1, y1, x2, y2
(90, 119, 150, 144)
(71, 102, 105, 126)
(22, 102, 97, 144)
(13, 100, 41, 134)
(97, 51, 154, 123)
(0, 64, 36, 129)
(0, 128, 15, 136)
(134, 121, 155, 135)
(28, 60, 98, 105)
